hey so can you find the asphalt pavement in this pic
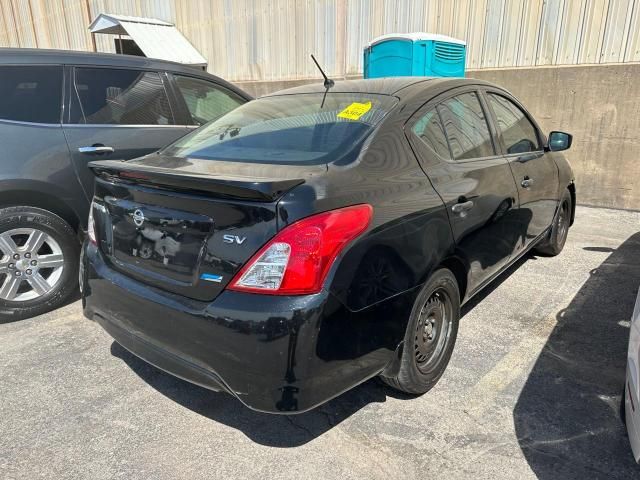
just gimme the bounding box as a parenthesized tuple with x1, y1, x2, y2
(1, 205, 639, 480)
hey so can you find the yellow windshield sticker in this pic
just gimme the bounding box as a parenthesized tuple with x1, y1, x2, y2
(337, 101, 372, 120)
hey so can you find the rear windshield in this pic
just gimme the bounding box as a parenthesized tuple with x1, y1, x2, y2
(162, 93, 398, 164)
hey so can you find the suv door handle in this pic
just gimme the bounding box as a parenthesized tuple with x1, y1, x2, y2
(451, 200, 474, 214)
(78, 146, 114, 154)
(521, 176, 534, 188)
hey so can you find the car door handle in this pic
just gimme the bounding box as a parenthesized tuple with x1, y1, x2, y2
(78, 146, 114, 154)
(451, 200, 474, 214)
(521, 177, 534, 188)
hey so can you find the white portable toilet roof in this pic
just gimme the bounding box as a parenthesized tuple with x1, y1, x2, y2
(367, 32, 466, 48)
(89, 13, 207, 67)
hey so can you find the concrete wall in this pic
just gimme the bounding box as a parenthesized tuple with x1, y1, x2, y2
(237, 63, 640, 210)
(471, 64, 640, 210)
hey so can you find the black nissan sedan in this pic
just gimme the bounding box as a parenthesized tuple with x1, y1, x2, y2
(81, 77, 575, 413)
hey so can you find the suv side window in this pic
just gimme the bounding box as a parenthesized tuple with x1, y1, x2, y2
(0, 66, 62, 124)
(174, 75, 245, 125)
(437, 92, 495, 161)
(411, 108, 451, 159)
(71, 68, 173, 125)
(487, 93, 540, 154)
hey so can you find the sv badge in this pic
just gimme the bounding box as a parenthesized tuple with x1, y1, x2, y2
(223, 234, 247, 245)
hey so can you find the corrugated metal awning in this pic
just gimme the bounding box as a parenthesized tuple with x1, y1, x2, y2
(89, 13, 207, 67)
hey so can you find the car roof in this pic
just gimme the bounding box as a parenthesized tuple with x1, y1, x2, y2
(0, 47, 197, 71)
(0, 47, 252, 99)
(264, 77, 496, 100)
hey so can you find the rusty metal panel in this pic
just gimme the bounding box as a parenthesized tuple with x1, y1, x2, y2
(601, 0, 635, 63)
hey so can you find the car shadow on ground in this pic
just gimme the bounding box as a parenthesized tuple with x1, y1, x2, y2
(111, 340, 397, 447)
(110, 254, 531, 447)
(514, 233, 640, 479)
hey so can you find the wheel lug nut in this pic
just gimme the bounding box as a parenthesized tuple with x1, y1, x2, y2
(24, 252, 31, 259)
(30, 260, 37, 266)
(8, 263, 14, 269)
(13, 253, 19, 259)
(26, 269, 32, 275)
(15, 271, 21, 277)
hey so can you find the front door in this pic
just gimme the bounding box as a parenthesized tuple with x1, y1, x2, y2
(62, 67, 190, 208)
(407, 90, 520, 296)
(482, 91, 559, 254)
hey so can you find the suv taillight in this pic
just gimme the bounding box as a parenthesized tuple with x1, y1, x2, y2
(87, 203, 97, 245)
(227, 204, 373, 295)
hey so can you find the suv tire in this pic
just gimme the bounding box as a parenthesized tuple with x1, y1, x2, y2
(0, 206, 78, 322)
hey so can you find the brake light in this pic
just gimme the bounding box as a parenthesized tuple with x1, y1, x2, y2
(87, 203, 97, 245)
(87, 201, 106, 246)
(228, 204, 373, 295)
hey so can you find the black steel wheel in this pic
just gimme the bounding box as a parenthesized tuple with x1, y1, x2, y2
(535, 189, 572, 256)
(381, 268, 460, 395)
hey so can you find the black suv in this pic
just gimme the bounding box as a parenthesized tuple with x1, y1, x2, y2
(0, 48, 251, 320)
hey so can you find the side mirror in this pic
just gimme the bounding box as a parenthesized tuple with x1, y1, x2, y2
(548, 131, 572, 152)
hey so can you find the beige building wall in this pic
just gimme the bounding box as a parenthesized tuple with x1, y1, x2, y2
(2, 0, 640, 81)
(0, 0, 639, 209)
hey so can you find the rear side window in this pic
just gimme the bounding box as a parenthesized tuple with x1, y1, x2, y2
(487, 93, 540, 154)
(162, 93, 398, 165)
(174, 75, 245, 125)
(71, 68, 173, 125)
(437, 92, 495, 161)
(412, 109, 450, 159)
(0, 66, 62, 124)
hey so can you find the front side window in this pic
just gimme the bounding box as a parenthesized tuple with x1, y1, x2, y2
(72, 68, 173, 125)
(437, 92, 495, 161)
(174, 75, 245, 125)
(0, 66, 62, 123)
(412, 109, 451, 159)
(487, 93, 540, 154)
(162, 93, 398, 165)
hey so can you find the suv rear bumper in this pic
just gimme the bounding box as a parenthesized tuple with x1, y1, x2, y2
(82, 243, 410, 413)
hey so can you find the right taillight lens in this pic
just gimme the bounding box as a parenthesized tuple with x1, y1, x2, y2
(227, 204, 373, 295)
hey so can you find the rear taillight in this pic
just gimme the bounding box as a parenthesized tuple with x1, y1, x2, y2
(228, 204, 373, 295)
(87, 203, 97, 245)
(87, 201, 106, 246)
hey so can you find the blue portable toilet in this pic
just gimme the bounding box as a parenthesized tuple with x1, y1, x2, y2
(364, 33, 466, 78)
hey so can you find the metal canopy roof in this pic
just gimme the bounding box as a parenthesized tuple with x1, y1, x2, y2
(88, 13, 207, 67)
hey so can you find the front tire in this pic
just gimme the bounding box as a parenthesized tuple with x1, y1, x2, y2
(0, 207, 79, 322)
(381, 268, 460, 394)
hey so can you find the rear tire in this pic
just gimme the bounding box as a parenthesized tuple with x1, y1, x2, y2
(535, 189, 572, 256)
(381, 268, 460, 394)
(0, 207, 79, 322)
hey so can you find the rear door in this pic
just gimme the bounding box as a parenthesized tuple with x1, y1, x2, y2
(407, 88, 520, 295)
(62, 66, 190, 201)
(482, 89, 559, 252)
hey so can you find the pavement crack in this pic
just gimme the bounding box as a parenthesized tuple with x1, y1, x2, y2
(284, 415, 315, 438)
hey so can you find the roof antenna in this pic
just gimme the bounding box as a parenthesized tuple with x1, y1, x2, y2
(310, 54, 334, 108)
(310, 54, 334, 89)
